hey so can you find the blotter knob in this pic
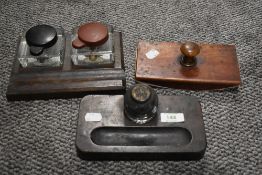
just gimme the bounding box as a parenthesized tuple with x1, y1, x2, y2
(180, 42, 200, 67)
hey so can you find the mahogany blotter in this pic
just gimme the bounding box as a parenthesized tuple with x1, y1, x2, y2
(136, 41, 241, 90)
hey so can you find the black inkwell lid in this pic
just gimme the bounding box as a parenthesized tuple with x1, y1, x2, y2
(25, 25, 57, 55)
(124, 84, 158, 124)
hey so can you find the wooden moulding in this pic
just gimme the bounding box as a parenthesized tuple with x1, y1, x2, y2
(135, 41, 241, 90)
(6, 32, 125, 101)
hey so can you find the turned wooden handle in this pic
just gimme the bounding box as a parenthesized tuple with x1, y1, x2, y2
(180, 42, 200, 67)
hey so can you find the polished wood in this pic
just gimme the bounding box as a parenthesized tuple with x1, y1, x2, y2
(136, 41, 241, 90)
(180, 42, 200, 58)
(180, 42, 200, 67)
(6, 32, 125, 101)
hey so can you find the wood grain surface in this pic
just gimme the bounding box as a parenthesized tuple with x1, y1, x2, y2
(136, 41, 241, 90)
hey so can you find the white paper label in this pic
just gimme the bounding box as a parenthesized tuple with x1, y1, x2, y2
(145, 49, 159, 59)
(161, 113, 185, 122)
(101, 54, 111, 60)
(85, 113, 102, 122)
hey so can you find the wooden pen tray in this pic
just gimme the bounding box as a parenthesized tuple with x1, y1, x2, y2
(76, 95, 206, 160)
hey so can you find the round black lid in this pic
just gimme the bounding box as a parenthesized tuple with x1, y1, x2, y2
(124, 84, 158, 116)
(25, 25, 57, 48)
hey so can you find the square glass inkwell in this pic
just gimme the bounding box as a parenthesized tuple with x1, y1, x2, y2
(71, 22, 114, 68)
(6, 22, 125, 101)
(17, 25, 65, 69)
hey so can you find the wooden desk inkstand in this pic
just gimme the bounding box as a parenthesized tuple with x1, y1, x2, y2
(6, 22, 125, 100)
(136, 41, 241, 90)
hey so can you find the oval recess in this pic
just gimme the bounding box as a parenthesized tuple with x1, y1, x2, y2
(91, 127, 192, 146)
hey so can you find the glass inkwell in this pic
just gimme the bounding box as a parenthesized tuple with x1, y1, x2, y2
(71, 22, 114, 68)
(124, 84, 158, 124)
(17, 25, 65, 68)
